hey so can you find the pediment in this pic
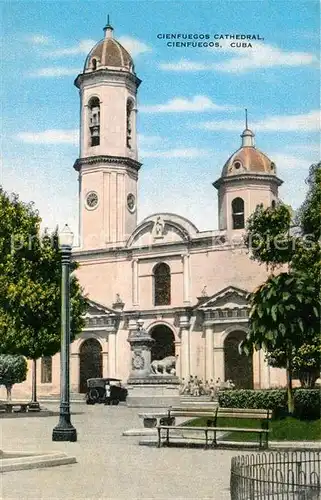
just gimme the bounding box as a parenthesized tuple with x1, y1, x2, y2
(197, 286, 249, 310)
(85, 299, 119, 318)
(126, 213, 199, 248)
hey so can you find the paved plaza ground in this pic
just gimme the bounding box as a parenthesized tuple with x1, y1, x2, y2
(0, 402, 243, 499)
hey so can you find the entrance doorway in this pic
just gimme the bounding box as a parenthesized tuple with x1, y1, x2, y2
(150, 325, 175, 361)
(224, 331, 253, 389)
(79, 338, 103, 393)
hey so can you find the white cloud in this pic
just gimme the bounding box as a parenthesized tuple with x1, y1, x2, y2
(46, 39, 96, 57)
(160, 43, 318, 73)
(141, 148, 209, 158)
(269, 153, 312, 170)
(137, 134, 162, 146)
(285, 143, 321, 155)
(160, 59, 209, 71)
(118, 36, 151, 57)
(28, 67, 80, 77)
(217, 42, 318, 73)
(141, 95, 237, 113)
(27, 34, 51, 45)
(196, 111, 320, 132)
(16, 129, 79, 145)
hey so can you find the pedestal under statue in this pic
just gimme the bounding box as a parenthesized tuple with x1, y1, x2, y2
(126, 321, 180, 408)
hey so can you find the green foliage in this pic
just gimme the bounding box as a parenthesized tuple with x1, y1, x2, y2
(0, 188, 87, 360)
(294, 388, 321, 420)
(218, 389, 320, 420)
(218, 389, 287, 416)
(0, 354, 27, 400)
(242, 163, 321, 413)
(244, 203, 293, 270)
(295, 162, 321, 240)
(186, 416, 321, 441)
(243, 272, 319, 354)
(266, 336, 321, 388)
(292, 163, 321, 292)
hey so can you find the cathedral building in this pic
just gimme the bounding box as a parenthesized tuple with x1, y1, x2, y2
(9, 22, 288, 398)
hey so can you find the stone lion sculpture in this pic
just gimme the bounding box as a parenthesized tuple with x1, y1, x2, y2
(151, 355, 176, 375)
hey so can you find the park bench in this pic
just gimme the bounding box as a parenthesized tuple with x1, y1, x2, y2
(0, 401, 30, 413)
(139, 404, 218, 428)
(157, 407, 272, 449)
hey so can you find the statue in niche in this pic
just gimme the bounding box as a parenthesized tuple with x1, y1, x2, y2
(153, 216, 165, 238)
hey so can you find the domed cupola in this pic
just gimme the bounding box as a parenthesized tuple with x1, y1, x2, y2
(83, 19, 135, 74)
(221, 128, 277, 177)
(213, 113, 283, 232)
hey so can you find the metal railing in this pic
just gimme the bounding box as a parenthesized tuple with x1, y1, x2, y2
(230, 451, 321, 499)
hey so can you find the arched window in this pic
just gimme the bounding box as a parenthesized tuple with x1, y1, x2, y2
(271, 199, 276, 209)
(88, 97, 100, 147)
(126, 99, 134, 149)
(232, 197, 245, 229)
(92, 58, 97, 70)
(41, 356, 52, 383)
(154, 263, 171, 306)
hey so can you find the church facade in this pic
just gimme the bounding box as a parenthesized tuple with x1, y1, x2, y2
(9, 22, 289, 398)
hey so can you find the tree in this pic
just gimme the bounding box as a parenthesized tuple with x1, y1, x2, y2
(0, 188, 87, 403)
(244, 202, 293, 272)
(242, 163, 321, 413)
(0, 355, 27, 400)
(266, 335, 321, 389)
(242, 273, 319, 413)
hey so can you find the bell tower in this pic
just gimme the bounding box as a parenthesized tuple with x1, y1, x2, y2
(73, 21, 142, 250)
(213, 121, 283, 233)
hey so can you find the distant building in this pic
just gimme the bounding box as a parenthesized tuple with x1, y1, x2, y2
(11, 23, 288, 398)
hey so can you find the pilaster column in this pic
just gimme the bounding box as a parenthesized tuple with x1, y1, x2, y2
(132, 108, 138, 157)
(204, 316, 214, 382)
(102, 351, 108, 377)
(182, 253, 190, 304)
(108, 332, 117, 378)
(260, 350, 271, 389)
(70, 353, 80, 393)
(174, 341, 181, 378)
(132, 258, 139, 306)
(213, 347, 225, 382)
(179, 313, 191, 379)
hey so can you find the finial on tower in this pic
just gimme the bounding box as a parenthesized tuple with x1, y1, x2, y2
(241, 109, 255, 147)
(104, 14, 114, 38)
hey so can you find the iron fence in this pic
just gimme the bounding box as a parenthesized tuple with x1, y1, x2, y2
(230, 450, 321, 499)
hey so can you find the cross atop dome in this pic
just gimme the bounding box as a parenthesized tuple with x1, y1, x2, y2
(104, 14, 114, 39)
(241, 109, 255, 147)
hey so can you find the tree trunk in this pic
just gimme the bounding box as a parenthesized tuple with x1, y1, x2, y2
(299, 369, 319, 389)
(6, 385, 12, 401)
(286, 355, 294, 414)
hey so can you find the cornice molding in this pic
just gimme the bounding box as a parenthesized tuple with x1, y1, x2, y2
(213, 173, 283, 189)
(74, 69, 141, 90)
(73, 154, 142, 173)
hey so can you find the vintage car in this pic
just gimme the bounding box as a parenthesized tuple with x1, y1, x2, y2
(85, 378, 128, 405)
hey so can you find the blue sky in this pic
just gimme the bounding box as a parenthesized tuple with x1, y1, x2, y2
(1, 0, 320, 237)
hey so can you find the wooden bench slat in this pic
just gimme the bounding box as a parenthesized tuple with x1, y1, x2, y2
(157, 406, 271, 450)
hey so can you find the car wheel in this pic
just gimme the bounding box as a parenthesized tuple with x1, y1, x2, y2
(88, 388, 99, 403)
(112, 399, 119, 406)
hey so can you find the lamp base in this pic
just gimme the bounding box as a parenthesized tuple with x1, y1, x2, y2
(52, 422, 77, 442)
(28, 401, 41, 412)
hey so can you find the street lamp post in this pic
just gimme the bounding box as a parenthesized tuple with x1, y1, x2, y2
(52, 224, 77, 442)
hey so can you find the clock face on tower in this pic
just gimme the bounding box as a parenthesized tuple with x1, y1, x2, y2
(127, 193, 136, 213)
(85, 191, 99, 210)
